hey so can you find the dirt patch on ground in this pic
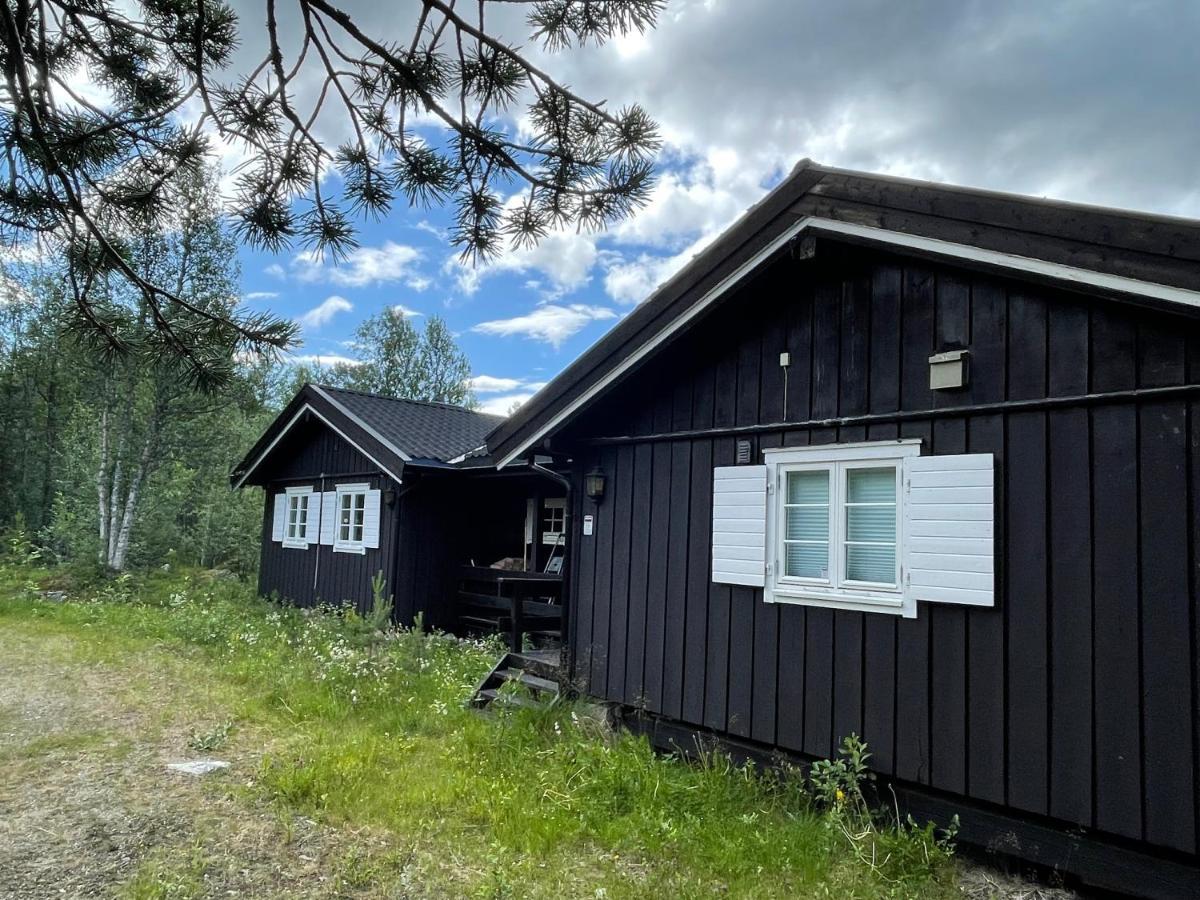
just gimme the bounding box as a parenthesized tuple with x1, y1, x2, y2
(0, 629, 409, 899)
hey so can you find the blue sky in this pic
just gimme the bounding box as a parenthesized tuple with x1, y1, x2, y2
(226, 0, 1200, 415)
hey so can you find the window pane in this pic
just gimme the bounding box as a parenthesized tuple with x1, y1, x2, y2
(785, 504, 828, 541)
(846, 545, 896, 583)
(787, 470, 829, 504)
(785, 542, 828, 578)
(845, 505, 895, 542)
(846, 467, 895, 503)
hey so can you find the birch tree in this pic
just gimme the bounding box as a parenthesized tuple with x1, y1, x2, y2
(91, 168, 240, 570)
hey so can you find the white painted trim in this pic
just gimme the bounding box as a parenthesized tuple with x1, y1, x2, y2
(762, 439, 922, 461)
(231, 403, 403, 489)
(282, 485, 315, 549)
(496, 217, 1200, 468)
(332, 481, 371, 554)
(310, 385, 413, 463)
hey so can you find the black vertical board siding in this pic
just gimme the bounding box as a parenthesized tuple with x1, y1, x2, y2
(786, 283, 815, 421)
(895, 420, 933, 784)
(1134, 312, 1189, 845)
(804, 607, 835, 758)
(1089, 306, 1142, 841)
(776, 602, 807, 752)
(662, 438, 693, 721)
(1189, 401, 1200, 850)
(936, 274, 971, 351)
(589, 446, 619, 697)
(970, 283, 1007, 405)
(901, 267, 936, 412)
(1091, 404, 1143, 840)
(644, 436, 672, 713)
(1004, 290, 1049, 816)
(1005, 412, 1049, 816)
(752, 433, 782, 745)
(862, 422, 900, 776)
(725, 336, 762, 739)
(929, 419, 968, 796)
(840, 271, 871, 417)
(1045, 300, 1092, 821)
(704, 436, 735, 732)
(832, 612, 864, 748)
(704, 349, 738, 732)
(570, 458, 595, 686)
(1138, 400, 1196, 853)
(625, 443, 652, 706)
(869, 266, 901, 415)
(607, 445, 635, 701)
(775, 429, 812, 753)
(965, 285, 1007, 804)
(1047, 405, 1093, 825)
(812, 278, 841, 418)
(682, 441, 712, 724)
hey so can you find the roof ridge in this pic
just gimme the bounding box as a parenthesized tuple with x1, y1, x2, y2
(313, 383, 504, 419)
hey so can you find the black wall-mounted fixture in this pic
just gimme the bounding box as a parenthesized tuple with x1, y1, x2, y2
(584, 466, 607, 504)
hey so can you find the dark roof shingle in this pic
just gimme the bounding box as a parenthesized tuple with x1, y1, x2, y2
(316, 385, 502, 463)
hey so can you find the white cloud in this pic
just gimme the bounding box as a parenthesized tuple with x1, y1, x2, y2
(448, 225, 600, 299)
(264, 263, 286, 279)
(469, 375, 550, 394)
(471, 304, 618, 348)
(289, 354, 364, 368)
(603, 231, 716, 305)
(297, 295, 353, 330)
(242, 290, 279, 301)
(391, 303, 424, 318)
(478, 392, 537, 416)
(290, 241, 427, 289)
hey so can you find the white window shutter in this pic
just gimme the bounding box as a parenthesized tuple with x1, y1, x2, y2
(363, 489, 382, 549)
(319, 491, 337, 545)
(902, 454, 995, 606)
(712, 465, 767, 587)
(271, 493, 286, 542)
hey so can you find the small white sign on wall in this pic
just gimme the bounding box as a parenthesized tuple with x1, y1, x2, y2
(582, 514, 594, 536)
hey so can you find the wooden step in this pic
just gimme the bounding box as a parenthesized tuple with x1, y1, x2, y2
(477, 688, 542, 710)
(496, 668, 559, 695)
(506, 650, 562, 681)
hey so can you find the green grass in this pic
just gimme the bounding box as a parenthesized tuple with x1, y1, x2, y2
(0, 560, 959, 898)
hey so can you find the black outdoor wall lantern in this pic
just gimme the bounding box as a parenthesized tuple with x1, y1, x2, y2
(584, 466, 607, 504)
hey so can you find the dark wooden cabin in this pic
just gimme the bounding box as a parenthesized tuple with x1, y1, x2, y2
(485, 162, 1200, 896)
(231, 385, 568, 636)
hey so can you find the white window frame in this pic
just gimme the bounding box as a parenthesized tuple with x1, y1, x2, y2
(764, 441, 920, 617)
(541, 497, 566, 546)
(283, 485, 313, 549)
(333, 482, 370, 554)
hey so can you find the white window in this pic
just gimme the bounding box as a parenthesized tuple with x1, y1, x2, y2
(712, 443, 995, 616)
(767, 441, 919, 616)
(333, 483, 369, 553)
(542, 498, 566, 545)
(283, 486, 313, 549)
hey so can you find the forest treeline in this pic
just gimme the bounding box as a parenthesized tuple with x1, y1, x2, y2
(0, 168, 473, 575)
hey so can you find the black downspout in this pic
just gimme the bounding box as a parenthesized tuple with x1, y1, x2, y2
(529, 460, 572, 675)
